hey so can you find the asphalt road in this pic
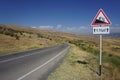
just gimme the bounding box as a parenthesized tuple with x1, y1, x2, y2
(0, 44, 70, 80)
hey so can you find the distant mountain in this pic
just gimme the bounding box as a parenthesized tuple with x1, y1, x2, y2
(104, 33, 120, 38)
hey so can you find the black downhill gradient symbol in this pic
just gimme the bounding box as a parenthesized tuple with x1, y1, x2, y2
(95, 17, 106, 24)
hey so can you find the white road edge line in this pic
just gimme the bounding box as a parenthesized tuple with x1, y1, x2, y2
(17, 46, 70, 80)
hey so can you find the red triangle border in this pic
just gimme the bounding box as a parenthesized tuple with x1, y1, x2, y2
(91, 9, 112, 26)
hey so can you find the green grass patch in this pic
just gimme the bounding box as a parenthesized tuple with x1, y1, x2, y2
(69, 40, 120, 68)
(103, 55, 120, 68)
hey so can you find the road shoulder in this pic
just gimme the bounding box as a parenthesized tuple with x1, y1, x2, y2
(48, 45, 97, 80)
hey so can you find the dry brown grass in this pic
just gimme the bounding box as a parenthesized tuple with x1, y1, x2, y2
(0, 24, 120, 79)
(68, 36, 120, 79)
(48, 44, 120, 80)
(103, 38, 120, 57)
(0, 24, 87, 55)
(0, 24, 62, 55)
(0, 33, 57, 55)
(69, 36, 120, 57)
(48, 45, 95, 80)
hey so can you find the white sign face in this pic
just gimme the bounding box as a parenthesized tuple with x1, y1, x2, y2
(93, 26, 110, 34)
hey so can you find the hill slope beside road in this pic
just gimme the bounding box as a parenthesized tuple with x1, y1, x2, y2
(0, 24, 79, 55)
(0, 24, 120, 80)
(0, 44, 70, 80)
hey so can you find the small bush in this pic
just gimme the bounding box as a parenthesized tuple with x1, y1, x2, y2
(108, 54, 113, 57)
(29, 35, 31, 38)
(20, 32, 23, 35)
(15, 34, 20, 40)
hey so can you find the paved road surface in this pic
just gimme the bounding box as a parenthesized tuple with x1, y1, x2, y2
(0, 44, 70, 80)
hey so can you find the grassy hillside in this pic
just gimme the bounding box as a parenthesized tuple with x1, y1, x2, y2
(0, 24, 89, 54)
(0, 24, 120, 79)
(0, 24, 59, 55)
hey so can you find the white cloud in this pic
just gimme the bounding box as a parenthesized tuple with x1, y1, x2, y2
(32, 25, 93, 35)
(31, 26, 37, 28)
(38, 25, 54, 30)
(66, 27, 76, 31)
(56, 24, 62, 29)
(59, 26, 92, 35)
(31, 25, 120, 35)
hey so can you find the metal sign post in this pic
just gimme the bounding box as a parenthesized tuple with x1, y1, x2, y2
(99, 34, 102, 76)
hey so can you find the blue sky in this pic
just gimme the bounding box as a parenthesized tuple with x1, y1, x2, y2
(0, 0, 120, 34)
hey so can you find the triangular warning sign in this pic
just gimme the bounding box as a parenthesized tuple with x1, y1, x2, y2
(91, 9, 111, 26)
